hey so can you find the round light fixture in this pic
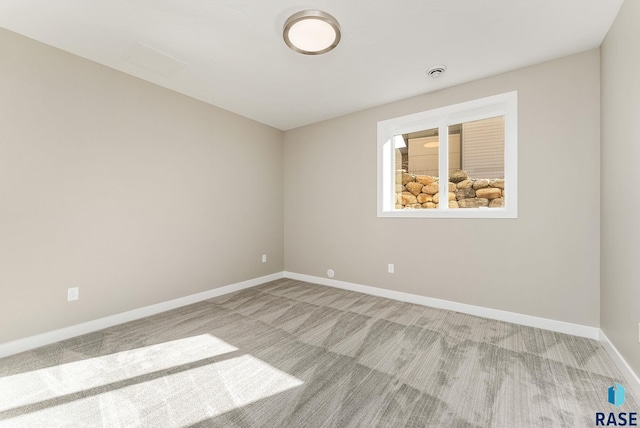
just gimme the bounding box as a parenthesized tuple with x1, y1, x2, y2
(283, 10, 341, 55)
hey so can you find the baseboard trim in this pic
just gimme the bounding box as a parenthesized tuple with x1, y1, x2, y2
(5, 270, 639, 396)
(285, 272, 640, 398)
(599, 330, 640, 400)
(0, 272, 284, 359)
(283, 271, 601, 340)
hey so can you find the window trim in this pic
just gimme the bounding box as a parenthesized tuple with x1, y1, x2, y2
(377, 91, 518, 218)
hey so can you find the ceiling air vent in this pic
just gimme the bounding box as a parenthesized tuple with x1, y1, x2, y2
(427, 65, 447, 78)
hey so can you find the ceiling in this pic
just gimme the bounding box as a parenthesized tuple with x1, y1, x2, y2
(0, 0, 624, 130)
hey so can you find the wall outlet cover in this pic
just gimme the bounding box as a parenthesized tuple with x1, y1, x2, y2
(67, 287, 79, 302)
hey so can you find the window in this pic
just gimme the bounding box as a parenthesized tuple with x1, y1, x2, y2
(377, 91, 517, 218)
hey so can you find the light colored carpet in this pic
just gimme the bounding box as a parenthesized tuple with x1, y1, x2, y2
(0, 278, 636, 427)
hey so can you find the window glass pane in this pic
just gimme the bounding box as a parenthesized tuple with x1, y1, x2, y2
(378, 91, 517, 218)
(450, 116, 505, 209)
(394, 127, 439, 209)
(447, 124, 461, 209)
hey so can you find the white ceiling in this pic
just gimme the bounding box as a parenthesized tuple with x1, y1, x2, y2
(0, 0, 624, 130)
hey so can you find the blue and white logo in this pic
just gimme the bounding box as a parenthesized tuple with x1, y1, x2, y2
(609, 383, 626, 408)
(597, 383, 637, 426)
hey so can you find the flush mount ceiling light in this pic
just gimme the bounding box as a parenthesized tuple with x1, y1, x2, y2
(283, 10, 341, 55)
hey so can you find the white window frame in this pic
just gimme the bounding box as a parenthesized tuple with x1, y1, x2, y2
(377, 91, 518, 218)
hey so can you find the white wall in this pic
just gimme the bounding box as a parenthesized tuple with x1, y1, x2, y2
(601, 0, 640, 375)
(284, 50, 601, 327)
(0, 28, 284, 344)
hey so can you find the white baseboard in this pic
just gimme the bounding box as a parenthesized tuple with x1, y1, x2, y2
(285, 272, 640, 393)
(0, 272, 284, 359)
(283, 271, 601, 340)
(599, 330, 640, 400)
(6, 270, 639, 399)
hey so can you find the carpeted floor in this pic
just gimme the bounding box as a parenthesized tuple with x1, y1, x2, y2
(0, 278, 636, 427)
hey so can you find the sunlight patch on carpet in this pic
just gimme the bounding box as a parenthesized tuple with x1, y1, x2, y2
(0, 334, 303, 426)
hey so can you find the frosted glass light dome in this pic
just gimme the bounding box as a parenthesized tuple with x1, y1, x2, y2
(283, 10, 341, 55)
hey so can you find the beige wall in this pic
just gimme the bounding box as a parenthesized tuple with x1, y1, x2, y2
(601, 0, 640, 374)
(284, 49, 601, 327)
(0, 24, 608, 346)
(0, 28, 284, 343)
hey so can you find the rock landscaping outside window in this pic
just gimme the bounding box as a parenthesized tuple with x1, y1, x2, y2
(397, 169, 504, 209)
(378, 91, 517, 218)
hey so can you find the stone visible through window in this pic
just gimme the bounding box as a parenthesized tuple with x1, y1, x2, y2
(377, 92, 517, 218)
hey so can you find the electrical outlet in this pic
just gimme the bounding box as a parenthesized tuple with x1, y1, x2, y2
(388, 263, 395, 273)
(262, 254, 267, 263)
(67, 287, 79, 302)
